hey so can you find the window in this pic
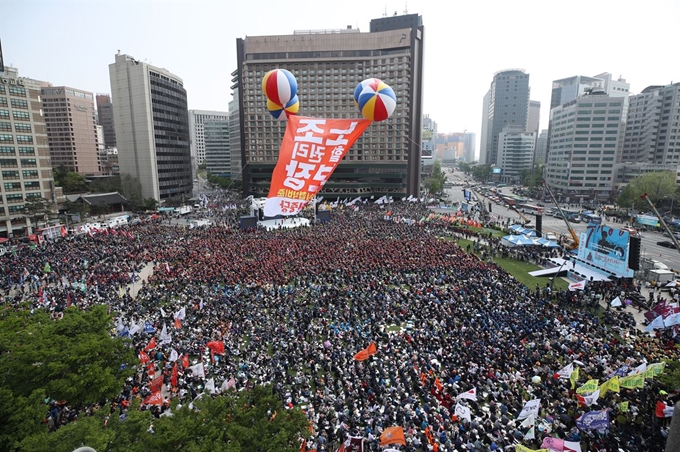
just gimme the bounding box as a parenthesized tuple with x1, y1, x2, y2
(20, 158, 37, 167)
(22, 170, 39, 178)
(0, 146, 14, 155)
(14, 123, 31, 132)
(2, 170, 20, 178)
(10, 99, 29, 109)
(16, 135, 33, 143)
(0, 109, 9, 119)
(8, 86, 26, 97)
(18, 147, 34, 155)
(0, 121, 11, 131)
(13, 111, 30, 121)
(0, 134, 13, 143)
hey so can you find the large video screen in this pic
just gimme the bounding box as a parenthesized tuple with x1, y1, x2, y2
(492, 167, 502, 174)
(577, 224, 633, 278)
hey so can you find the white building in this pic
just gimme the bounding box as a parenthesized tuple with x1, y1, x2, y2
(496, 126, 535, 183)
(189, 109, 230, 169)
(109, 53, 192, 201)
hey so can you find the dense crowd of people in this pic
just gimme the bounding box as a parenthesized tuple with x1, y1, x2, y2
(1, 198, 678, 452)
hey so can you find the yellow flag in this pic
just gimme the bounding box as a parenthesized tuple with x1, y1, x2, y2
(516, 445, 548, 452)
(621, 374, 645, 389)
(576, 379, 599, 394)
(644, 368, 655, 379)
(599, 379, 609, 397)
(619, 401, 629, 412)
(604, 376, 619, 394)
(648, 362, 666, 377)
(570, 367, 579, 390)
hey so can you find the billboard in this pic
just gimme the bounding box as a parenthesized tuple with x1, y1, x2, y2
(636, 215, 659, 227)
(578, 224, 633, 278)
(492, 167, 502, 174)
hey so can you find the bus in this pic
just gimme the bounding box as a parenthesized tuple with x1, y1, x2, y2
(518, 203, 545, 216)
(581, 212, 602, 224)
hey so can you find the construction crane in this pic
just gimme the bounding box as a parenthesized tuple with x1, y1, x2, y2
(509, 205, 532, 226)
(543, 181, 579, 249)
(640, 193, 680, 254)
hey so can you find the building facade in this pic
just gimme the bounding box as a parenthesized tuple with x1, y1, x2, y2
(621, 83, 680, 164)
(235, 13, 424, 199)
(96, 94, 116, 148)
(109, 53, 192, 201)
(228, 84, 242, 180)
(189, 109, 230, 170)
(204, 119, 231, 177)
(545, 92, 624, 202)
(480, 69, 531, 167)
(462, 132, 476, 162)
(0, 68, 55, 238)
(534, 129, 548, 164)
(496, 127, 535, 183)
(42, 86, 101, 175)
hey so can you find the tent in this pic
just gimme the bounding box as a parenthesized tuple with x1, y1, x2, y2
(502, 235, 539, 247)
(535, 237, 561, 248)
(509, 224, 525, 233)
(520, 228, 538, 237)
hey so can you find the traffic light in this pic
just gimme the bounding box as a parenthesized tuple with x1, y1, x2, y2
(628, 236, 641, 270)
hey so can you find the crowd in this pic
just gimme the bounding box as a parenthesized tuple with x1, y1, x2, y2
(1, 198, 679, 452)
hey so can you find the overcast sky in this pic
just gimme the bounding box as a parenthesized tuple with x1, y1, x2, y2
(2, 0, 678, 154)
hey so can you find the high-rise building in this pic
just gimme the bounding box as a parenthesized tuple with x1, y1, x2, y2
(235, 13, 424, 198)
(41, 86, 101, 175)
(621, 83, 680, 164)
(545, 91, 624, 201)
(109, 53, 192, 201)
(422, 114, 436, 159)
(497, 126, 535, 183)
(228, 84, 242, 180)
(463, 132, 476, 162)
(480, 69, 531, 167)
(534, 129, 548, 164)
(96, 94, 116, 148)
(189, 110, 230, 169)
(0, 67, 56, 238)
(204, 119, 231, 177)
(550, 75, 603, 110)
(479, 90, 490, 165)
(527, 100, 541, 134)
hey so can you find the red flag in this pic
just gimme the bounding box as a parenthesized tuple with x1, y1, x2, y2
(144, 337, 157, 351)
(174, 317, 182, 329)
(60, 226, 67, 238)
(171, 362, 178, 387)
(110, 228, 118, 236)
(103, 228, 109, 236)
(181, 354, 189, 369)
(139, 350, 150, 364)
(206, 341, 225, 355)
(150, 374, 163, 393)
(353, 349, 369, 361)
(366, 342, 377, 356)
(143, 391, 163, 405)
(435, 377, 443, 392)
(380, 426, 406, 447)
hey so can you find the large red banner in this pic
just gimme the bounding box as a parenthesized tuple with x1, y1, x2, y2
(264, 116, 371, 217)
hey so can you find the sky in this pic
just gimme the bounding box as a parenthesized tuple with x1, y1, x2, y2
(2, 0, 679, 155)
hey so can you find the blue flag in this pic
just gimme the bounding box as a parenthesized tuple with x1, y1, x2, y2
(576, 409, 609, 430)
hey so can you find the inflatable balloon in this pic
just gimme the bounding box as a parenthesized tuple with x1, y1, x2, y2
(357, 80, 397, 122)
(261, 69, 298, 107)
(353, 78, 382, 106)
(267, 95, 300, 120)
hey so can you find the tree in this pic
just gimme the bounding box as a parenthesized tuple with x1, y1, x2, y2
(520, 164, 544, 188)
(61, 172, 88, 194)
(143, 198, 158, 211)
(616, 171, 678, 211)
(63, 199, 90, 218)
(424, 177, 443, 195)
(431, 161, 446, 187)
(471, 164, 492, 182)
(19, 385, 309, 452)
(24, 197, 54, 230)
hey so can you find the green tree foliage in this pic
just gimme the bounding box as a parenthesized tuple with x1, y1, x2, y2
(0, 387, 48, 452)
(144, 198, 158, 211)
(0, 305, 135, 408)
(24, 197, 55, 229)
(62, 199, 90, 218)
(424, 177, 443, 195)
(20, 386, 309, 452)
(207, 172, 241, 191)
(59, 172, 88, 194)
(520, 164, 544, 188)
(458, 161, 476, 174)
(471, 164, 492, 182)
(616, 171, 679, 211)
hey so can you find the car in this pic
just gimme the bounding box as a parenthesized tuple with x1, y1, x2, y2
(657, 241, 678, 249)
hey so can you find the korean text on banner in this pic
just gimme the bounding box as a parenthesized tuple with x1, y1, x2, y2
(264, 116, 371, 217)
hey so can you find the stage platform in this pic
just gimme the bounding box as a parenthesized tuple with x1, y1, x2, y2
(259, 217, 310, 231)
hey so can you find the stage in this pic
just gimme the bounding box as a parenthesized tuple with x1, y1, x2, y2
(259, 217, 311, 231)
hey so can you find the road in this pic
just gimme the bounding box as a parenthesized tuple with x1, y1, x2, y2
(442, 168, 680, 272)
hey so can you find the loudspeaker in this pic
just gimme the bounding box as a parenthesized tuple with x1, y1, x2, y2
(488, 203, 492, 212)
(535, 215, 543, 237)
(258, 208, 264, 221)
(628, 236, 641, 270)
(239, 216, 257, 230)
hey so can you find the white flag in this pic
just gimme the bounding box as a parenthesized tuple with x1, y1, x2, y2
(628, 363, 647, 375)
(456, 387, 477, 401)
(610, 297, 622, 307)
(169, 349, 179, 362)
(174, 307, 186, 320)
(564, 440, 582, 452)
(583, 388, 600, 406)
(454, 404, 471, 422)
(189, 363, 205, 378)
(523, 426, 535, 441)
(199, 300, 204, 310)
(160, 307, 167, 317)
(517, 399, 541, 420)
(116, 317, 125, 333)
(519, 414, 535, 429)
(663, 405, 675, 417)
(664, 312, 680, 327)
(204, 378, 216, 394)
(159, 324, 172, 345)
(129, 320, 141, 336)
(645, 315, 664, 332)
(556, 363, 574, 379)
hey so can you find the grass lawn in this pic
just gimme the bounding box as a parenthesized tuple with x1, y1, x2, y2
(449, 238, 569, 291)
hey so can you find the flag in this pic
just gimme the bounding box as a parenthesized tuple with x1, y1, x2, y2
(665, 312, 680, 327)
(165, 262, 171, 273)
(353, 349, 369, 361)
(523, 426, 535, 441)
(264, 116, 371, 217)
(456, 387, 477, 401)
(181, 354, 189, 369)
(656, 401, 675, 418)
(610, 296, 622, 307)
(174, 307, 186, 320)
(143, 391, 163, 405)
(628, 363, 647, 375)
(570, 367, 579, 389)
(336, 436, 363, 452)
(60, 226, 67, 238)
(144, 337, 157, 351)
(379, 426, 406, 447)
(601, 376, 619, 395)
(150, 374, 164, 393)
(225, 377, 236, 390)
(174, 318, 182, 329)
(576, 409, 609, 430)
(555, 363, 573, 379)
(517, 399, 541, 420)
(619, 374, 645, 389)
(564, 441, 582, 452)
(139, 350, 150, 364)
(647, 362, 666, 376)
(129, 321, 140, 336)
(159, 324, 172, 345)
(541, 437, 564, 452)
(520, 415, 536, 429)
(189, 363, 205, 378)
(171, 362, 178, 387)
(221, 377, 234, 393)
(366, 342, 377, 356)
(454, 404, 472, 422)
(207, 340, 225, 355)
(619, 401, 628, 412)
(645, 315, 664, 331)
(582, 388, 600, 407)
(434, 377, 443, 392)
(515, 446, 548, 452)
(205, 378, 216, 394)
(576, 379, 599, 394)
